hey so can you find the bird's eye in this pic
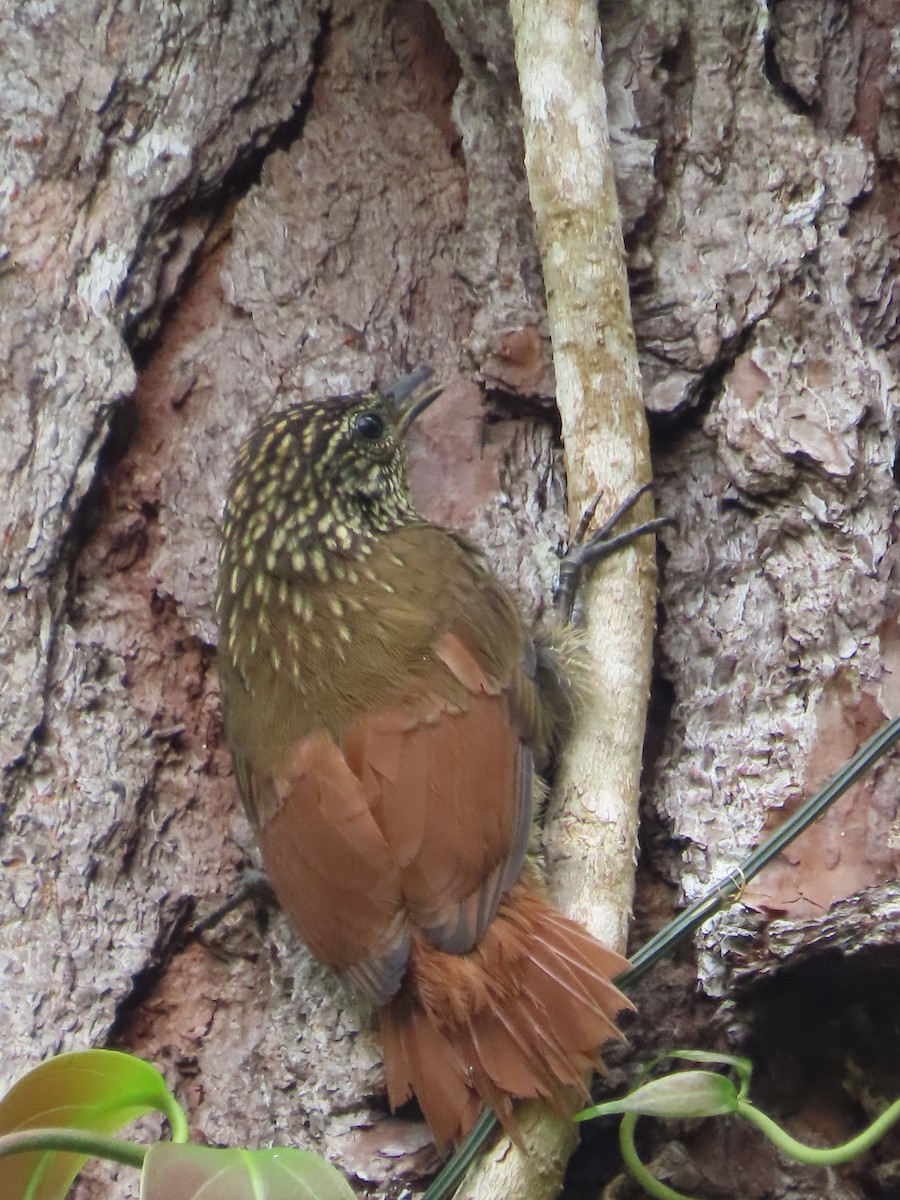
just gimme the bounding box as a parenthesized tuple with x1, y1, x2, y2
(352, 410, 387, 443)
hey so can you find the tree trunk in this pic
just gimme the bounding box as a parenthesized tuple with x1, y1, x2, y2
(1, 1, 897, 1198)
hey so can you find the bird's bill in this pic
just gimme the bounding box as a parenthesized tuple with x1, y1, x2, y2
(384, 367, 444, 436)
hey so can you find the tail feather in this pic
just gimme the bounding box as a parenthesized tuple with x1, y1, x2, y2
(467, 1007, 556, 1097)
(379, 881, 632, 1148)
(525, 936, 623, 1044)
(381, 994, 480, 1150)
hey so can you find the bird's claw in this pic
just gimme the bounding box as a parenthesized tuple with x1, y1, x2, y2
(556, 483, 674, 620)
(190, 868, 276, 939)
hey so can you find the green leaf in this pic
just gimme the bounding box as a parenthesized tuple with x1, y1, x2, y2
(654, 1051, 753, 1096)
(576, 1071, 739, 1122)
(141, 1144, 357, 1200)
(0, 1049, 188, 1200)
(656, 1050, 751, 1073)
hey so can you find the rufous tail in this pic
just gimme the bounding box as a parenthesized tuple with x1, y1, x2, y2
(379, 881, 632, 1149)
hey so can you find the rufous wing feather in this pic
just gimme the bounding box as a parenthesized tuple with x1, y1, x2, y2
(348, 682, 520, 949)
(252, 731, 411, 1001)
(251, 629, 534, 1005)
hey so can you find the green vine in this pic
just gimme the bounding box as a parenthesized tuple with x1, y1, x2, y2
(577, 1052, 900, 1200)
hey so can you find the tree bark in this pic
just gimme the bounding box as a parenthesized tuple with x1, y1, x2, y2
(2, 1, 898, 1198)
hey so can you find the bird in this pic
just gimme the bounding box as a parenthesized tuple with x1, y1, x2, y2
(215, 368, 633, 1149)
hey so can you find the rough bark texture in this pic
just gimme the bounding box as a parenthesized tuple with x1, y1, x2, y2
(2, 1, 898, 1199)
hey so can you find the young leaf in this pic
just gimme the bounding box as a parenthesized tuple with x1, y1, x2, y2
(576, 1071, 739, 1122)
(0, 1049, 187, 1200)
(141, 1144, 356, 1200)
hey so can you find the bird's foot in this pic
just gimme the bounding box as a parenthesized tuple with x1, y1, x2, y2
(556, 483, 674, 620)
(189, 868, 276, 941)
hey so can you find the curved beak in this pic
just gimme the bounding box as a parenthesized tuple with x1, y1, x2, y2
(384, 367, 444, 436)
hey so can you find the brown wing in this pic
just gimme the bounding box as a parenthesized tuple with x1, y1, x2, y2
(252, 732, 411, 1002)
(344, 631, 535, 955)
(251, 626, 537, 1007)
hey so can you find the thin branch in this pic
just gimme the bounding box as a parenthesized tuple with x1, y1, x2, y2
(456, 2, 656, 1197)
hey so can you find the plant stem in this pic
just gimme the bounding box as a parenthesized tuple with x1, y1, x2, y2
(618, 1113, 695, 1200)
(0, 1127, 147, 1169)
(738, 1096, 900, 1166)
